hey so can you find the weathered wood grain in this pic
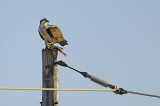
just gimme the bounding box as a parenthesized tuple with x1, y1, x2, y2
(42, 48, 59, 106)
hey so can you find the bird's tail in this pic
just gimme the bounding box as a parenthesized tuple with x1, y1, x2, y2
(60, 40, 68, 46)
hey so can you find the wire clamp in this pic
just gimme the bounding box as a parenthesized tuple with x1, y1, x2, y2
(114, 88, 127, 95)
(54, 60, 68, 67)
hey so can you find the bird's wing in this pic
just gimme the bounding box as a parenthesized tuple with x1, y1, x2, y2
(47, 25, 65, 41)
(46, 25, 68, 46)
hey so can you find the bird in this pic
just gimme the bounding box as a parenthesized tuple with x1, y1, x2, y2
(38, 18, 68, 56)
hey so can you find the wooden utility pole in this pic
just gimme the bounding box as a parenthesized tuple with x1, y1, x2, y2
(41, 48, 59, 106)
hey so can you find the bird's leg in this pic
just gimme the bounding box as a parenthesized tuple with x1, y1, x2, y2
(47, 42, 54, 49)
(45, 41, 50, 49)
(45, 41, 48, 46)
(49, 42, 54, 47)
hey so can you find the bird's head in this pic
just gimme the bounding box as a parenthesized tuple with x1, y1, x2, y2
(40, 18, 49, 24)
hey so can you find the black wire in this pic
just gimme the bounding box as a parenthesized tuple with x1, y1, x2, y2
(67, 66, 81, 73)
(127, 90, 160, 98)
(55, 60, 160, 99)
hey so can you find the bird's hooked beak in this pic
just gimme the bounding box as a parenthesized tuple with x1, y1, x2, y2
(45, 19, 49, 22)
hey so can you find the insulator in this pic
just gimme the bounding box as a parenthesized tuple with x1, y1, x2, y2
(89, 75, 110, 88)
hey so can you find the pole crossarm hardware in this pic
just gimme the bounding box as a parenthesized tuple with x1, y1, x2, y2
(54, 60, 160, 98)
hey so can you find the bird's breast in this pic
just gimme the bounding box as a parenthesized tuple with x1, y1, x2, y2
(39, 27, 53, 43)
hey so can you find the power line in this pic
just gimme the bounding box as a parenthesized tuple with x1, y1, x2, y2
(1, 61, 160, 98)
(0, 87, 116, 91)
(127, 90, 160, 98)
(54, 60, 160, 99)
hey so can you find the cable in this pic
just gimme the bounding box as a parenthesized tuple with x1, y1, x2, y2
(0, 87, 116, 91)
(54, 61, 117, 89)
(127, 90, 160, 98)
(55, 60, 160, 99)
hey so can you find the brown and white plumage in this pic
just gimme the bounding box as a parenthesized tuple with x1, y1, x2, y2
(47, 25, 68, 46)
(38, 18, 68, 47)
(38, 18, 68, 56)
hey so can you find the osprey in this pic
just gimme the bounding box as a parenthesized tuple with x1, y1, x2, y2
(38, 18, 68, 56)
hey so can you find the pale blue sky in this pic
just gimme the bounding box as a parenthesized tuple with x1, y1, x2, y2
(0, 0, 160, 106)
